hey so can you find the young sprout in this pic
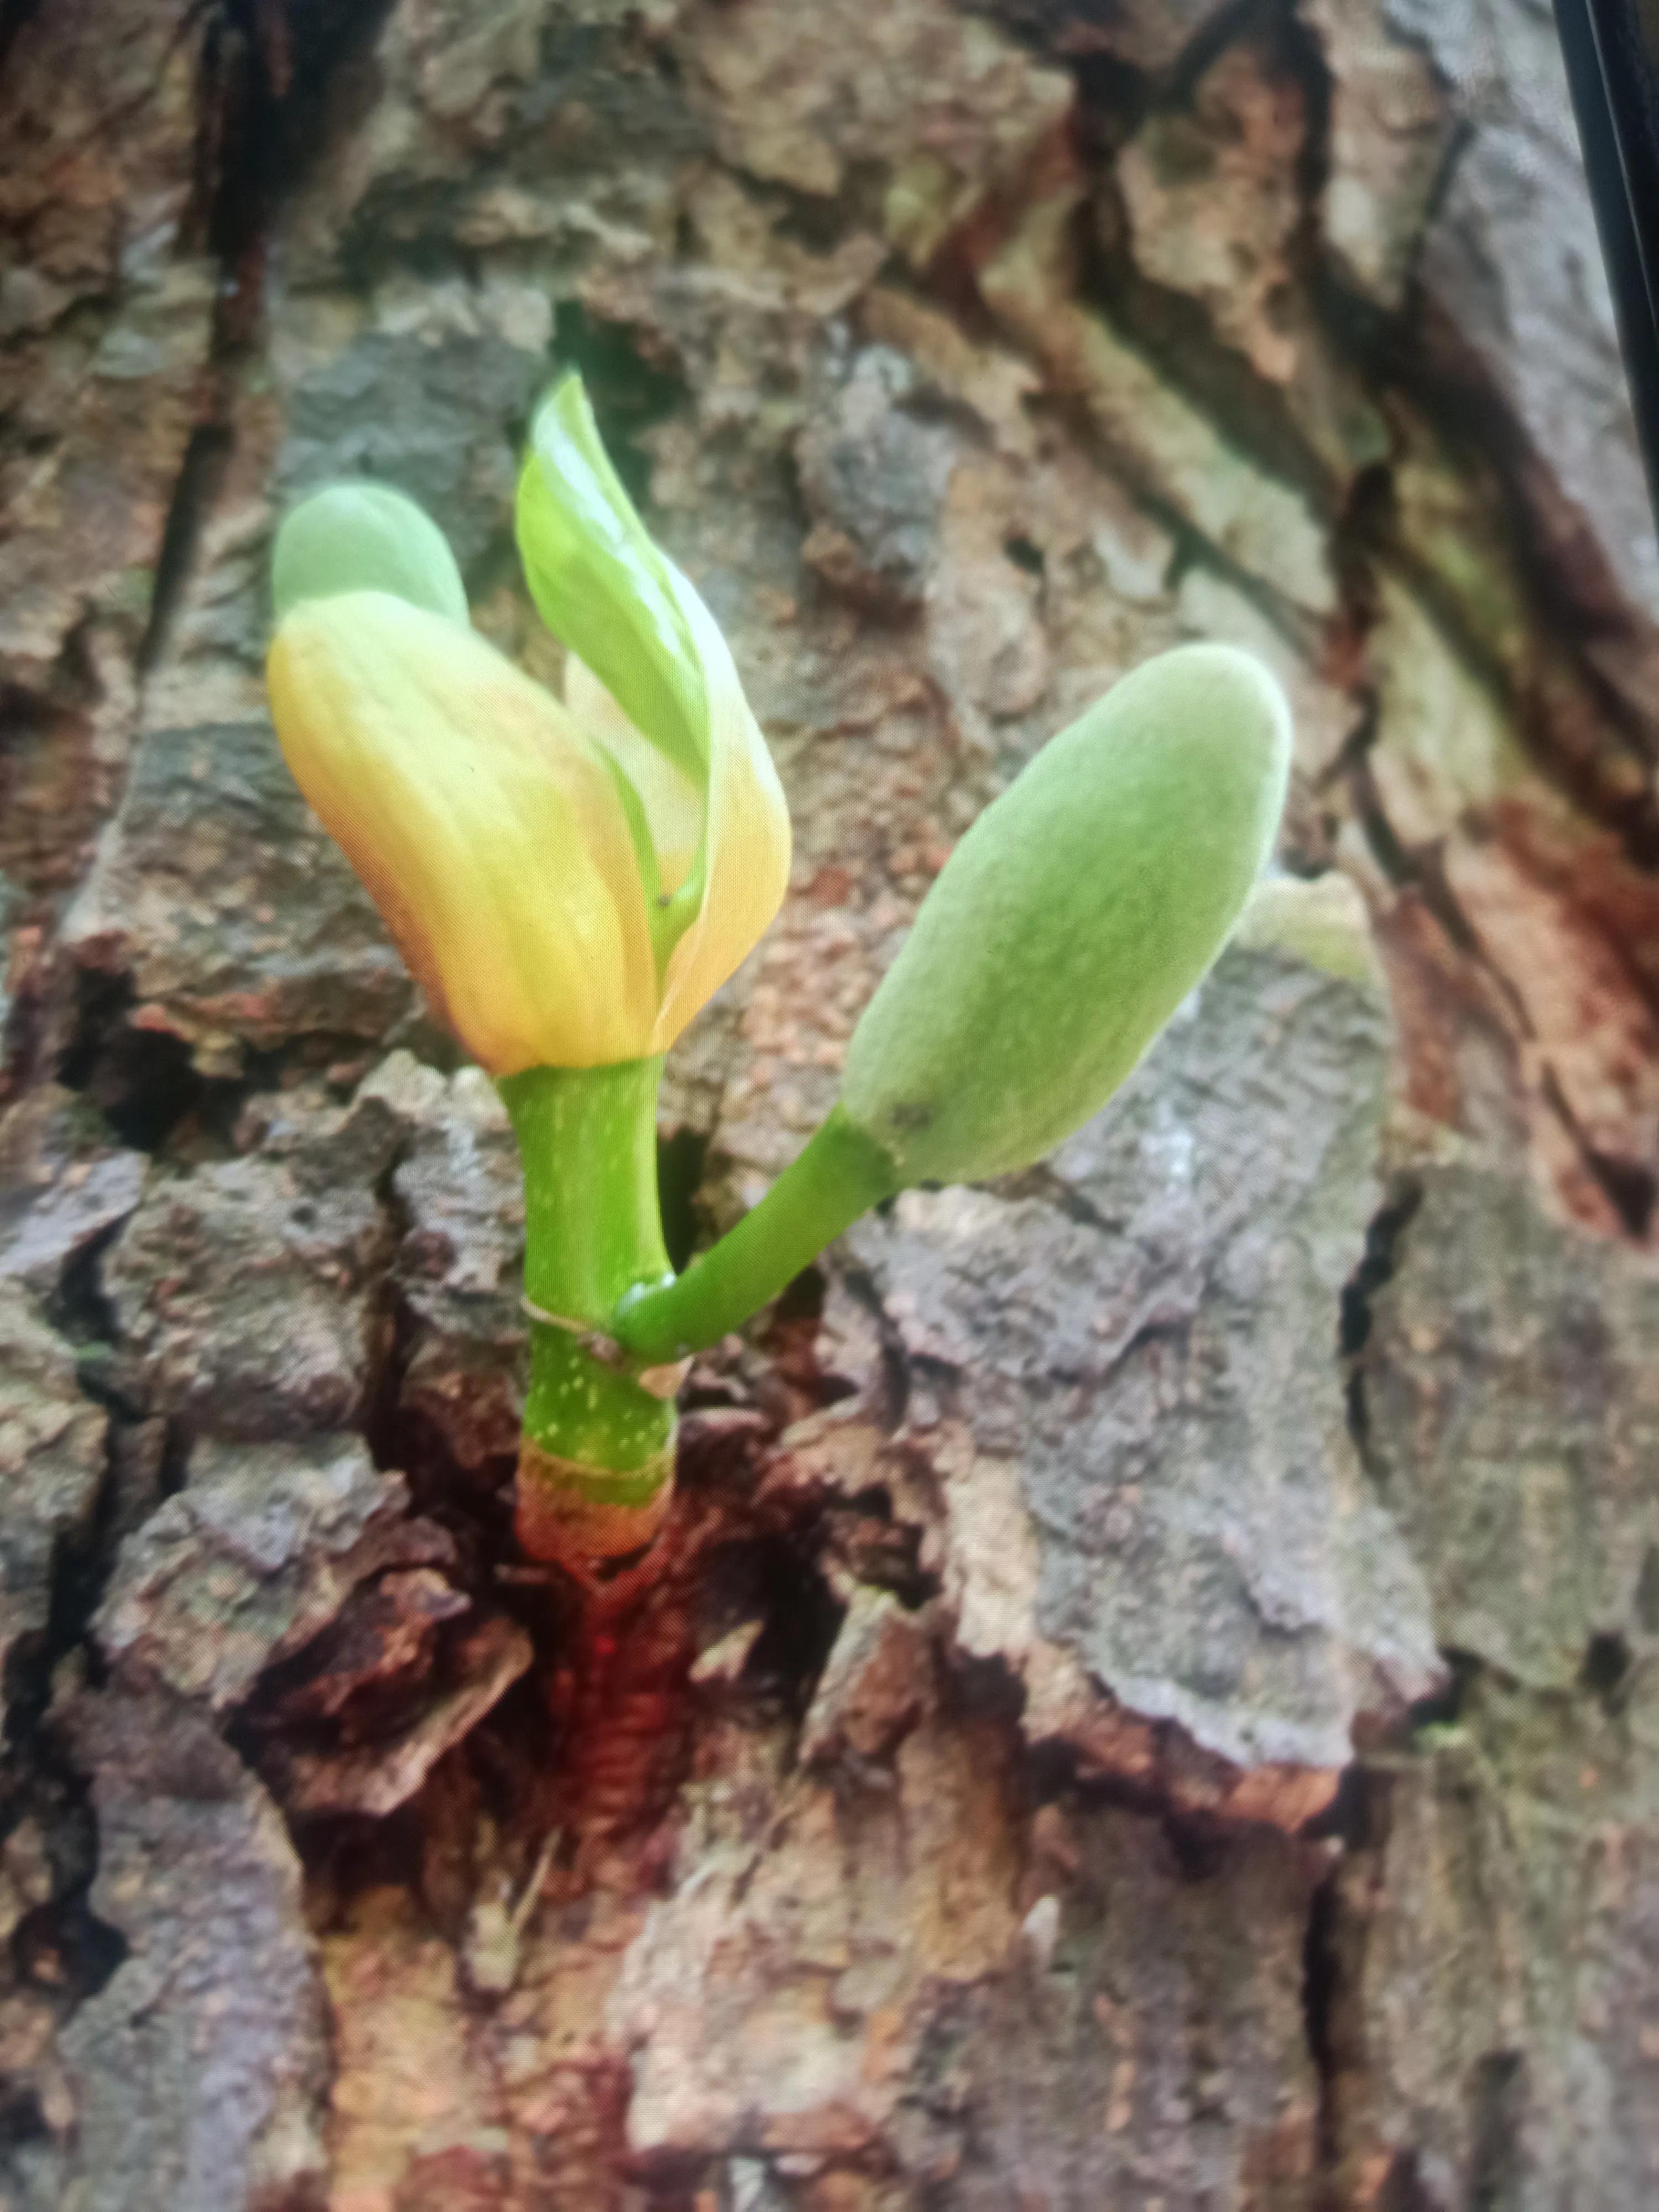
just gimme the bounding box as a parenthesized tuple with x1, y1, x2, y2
(268, 380, 789, 1572)
(266, 378, 1291, 1585)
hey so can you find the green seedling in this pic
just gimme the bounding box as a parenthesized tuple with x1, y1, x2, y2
(267, 376, 1291, 1585)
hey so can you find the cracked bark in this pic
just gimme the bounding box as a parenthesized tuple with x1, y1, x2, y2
(3, 0, 1659, 2206)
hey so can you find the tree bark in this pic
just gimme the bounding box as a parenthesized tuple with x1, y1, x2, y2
(3, 2, 1658, 2206)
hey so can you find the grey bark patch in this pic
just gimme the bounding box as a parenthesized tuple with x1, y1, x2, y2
(796, 348, 958, 609)
(93, 1432, 415, 1712)
(0, 1087, 145, 1301)
(902, 1809, 1321, 2208)
(62, 718, 414, 1066)
(850, 934, 1441, 1779)
(0, 1281, 107, 1698)
(102, 1083, 400, 1443)
(379, 1058, 528, 1472)
(58, 1691, 329, 2212)
(274, 327, 544, 573)
(1364, 1158, 1659, 1689)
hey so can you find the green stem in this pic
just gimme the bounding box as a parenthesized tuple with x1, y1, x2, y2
(613, 1105, 899, 1364)
(499, 1058, 676, 1566)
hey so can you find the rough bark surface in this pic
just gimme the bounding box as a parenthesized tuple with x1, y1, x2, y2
(2, 1, 1658, 2205)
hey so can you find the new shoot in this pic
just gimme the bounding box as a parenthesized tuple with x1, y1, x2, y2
(267, 379, 1291, 1587)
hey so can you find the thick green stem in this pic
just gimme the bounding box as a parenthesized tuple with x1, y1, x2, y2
(613, 1106, 899, 1364)
(499, 1058, 676, 1567)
